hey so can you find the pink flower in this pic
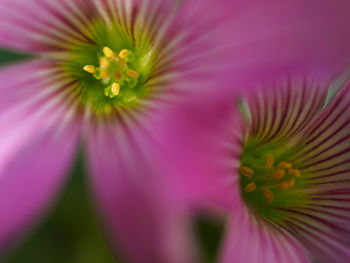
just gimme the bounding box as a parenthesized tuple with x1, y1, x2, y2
(159, 75, 350, 262)
(0, 0, 350, 262)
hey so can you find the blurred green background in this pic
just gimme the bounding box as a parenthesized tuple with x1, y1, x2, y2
(0, 49, 223, 263)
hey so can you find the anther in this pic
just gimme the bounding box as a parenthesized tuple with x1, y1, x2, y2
(265, 154, 274, 168)
(103, 46, 114, 58)
(83, 65, 96, 74)
(263, 188, 274, 203)
(278, 179, 295, 189)
(111, 82, 120, 96)
(126, 69, 139, 79)
(100, 70, 109, 80)
(119, 49, 129, 60)
(244, 182, 257, 193)
(288, 179, 295, 188)
(288, 168, 301, 178)
(240, 166, 254, 178)
(99, 57, 110, 69)
(278, 162, 292, 169)
(273, 169, 285, 180)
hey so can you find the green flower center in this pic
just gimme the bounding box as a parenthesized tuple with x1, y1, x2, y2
(83, 47, 141, 98)
(239, 139, 309, 223)
(63, 21, 157, 114)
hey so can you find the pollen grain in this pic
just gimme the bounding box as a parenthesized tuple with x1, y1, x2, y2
(278, 179, 295, 189)
(103, 46, 114, 58)
(244, 182, 257, 193)
(119, 49, 129, 59)
(265, 154, 274, 168)
(240, 166, 254, 178)
(273, 169, 285, 180)
(83, 65, 96, 74)
(263, 188, 274, 203)
(126, 69, 139, 79)
(278, 161, 292, 169)
(111, 82, 120, 96)
(288, 168, 301, 178)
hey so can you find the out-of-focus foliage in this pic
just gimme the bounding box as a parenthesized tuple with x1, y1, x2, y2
(195, 215, 225, 263)
(0, 49, 32, 66)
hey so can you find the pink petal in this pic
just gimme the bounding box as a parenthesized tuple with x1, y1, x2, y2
(0, 60, 81, 174)
(219, 181, 310, 263)
(0, 0, 96, 52)
(170, 0, 350, 99)
(0, 123, 80, 253)
(154, 100, 246, 211)
(86, 123, 197, 263)
(0, 0, 182, 53)
(273, 80, 350, 262)
(0, 60, 82, 253)
(219, 203, 310, 263)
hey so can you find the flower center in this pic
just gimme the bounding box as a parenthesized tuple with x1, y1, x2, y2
(83, 47, 140, 98)
(62, 20, 159, 115)
(239, 139, 309, 222)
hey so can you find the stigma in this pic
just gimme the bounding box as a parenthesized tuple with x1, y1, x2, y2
(83, 46, 140, 98)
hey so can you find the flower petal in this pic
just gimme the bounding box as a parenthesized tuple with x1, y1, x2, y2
(0, 60, 82, 253)
(0, 60, 82, 175)
(272, 81, 350, 262)
(0, 123, 80, 254)
(0, 0, 96, 53)
(245, 77, 329, 145)
(167, 0, 350, 99)
(86, 123, 197, 263)
(219, 203, 310, 263)
(154, 100, 245, 211)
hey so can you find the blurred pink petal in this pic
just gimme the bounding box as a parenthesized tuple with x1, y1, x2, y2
(0, 126, 80, 252)
(86, 124, 197, 263)
(0, 0, 96, 52)
(0, 61, 82, 253)
(0, 0, 350, 261)
(171, 0, 350, 99)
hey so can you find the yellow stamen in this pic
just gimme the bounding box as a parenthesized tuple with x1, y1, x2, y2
(126, 69, 139, 79)
(111, 82, 120, 96)
(240, 166, 254, 178)
(265, 154, 274, 168)
(263, 188, 274, 203)
(278, 181, 289, 189)
(278, 179, 295, 189)
(244, 182, 257, 193)
(99, 57, 110, 68)
(288, 178, 295, 187)
(278, 162, 292, 169)
(273, 169, 285, 180)
(83, 65, 96, 74)
(119, 49, 129, 60)
(103, 46, 114, 58)
(100, 70, 109, 80)
(288, 168, 301, 178)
